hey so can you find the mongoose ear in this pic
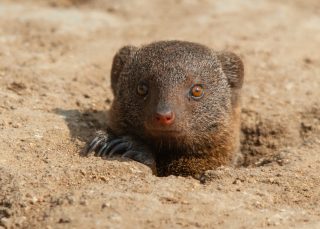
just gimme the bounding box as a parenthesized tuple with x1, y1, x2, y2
(111, 46, 138, 94)
(217, 52, 244, 89)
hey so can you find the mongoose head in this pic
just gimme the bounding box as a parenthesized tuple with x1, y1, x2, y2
(110, 41, 243, 153)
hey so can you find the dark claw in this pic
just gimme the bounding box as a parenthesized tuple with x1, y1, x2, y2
(88, 136, 99, 148)
(97, 138, 124, 157)
(121, 150, 137, 159)
(95, 143, 109, 157)
(86, 137, 104, 155)
(108, 142, 132, 157)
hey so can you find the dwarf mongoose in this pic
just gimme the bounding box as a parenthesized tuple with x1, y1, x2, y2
(85, 40, 244, 177)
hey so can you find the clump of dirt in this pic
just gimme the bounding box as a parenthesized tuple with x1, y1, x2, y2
(48, 0, 92, 7)
(240, 109, 301, 167)
(0, 169, 22, 228)
(6, 82, 27, 95)
(300, 105, 320, 141)
(239, 104, 320, 167)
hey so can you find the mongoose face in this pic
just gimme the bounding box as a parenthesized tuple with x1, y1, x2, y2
(110, 41, 240, 153)
(86, 40, 244, 176)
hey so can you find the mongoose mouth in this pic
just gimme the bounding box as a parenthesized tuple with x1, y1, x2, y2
(144, 120, 182, 137)
(146, 128, 182, 137)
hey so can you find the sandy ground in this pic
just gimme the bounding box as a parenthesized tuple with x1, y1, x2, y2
(0, 0, 320, 228)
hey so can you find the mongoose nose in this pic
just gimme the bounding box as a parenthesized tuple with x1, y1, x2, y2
(154, 111, 175, 125)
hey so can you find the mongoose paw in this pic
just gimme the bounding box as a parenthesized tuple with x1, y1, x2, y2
(85, 131, 155, 167)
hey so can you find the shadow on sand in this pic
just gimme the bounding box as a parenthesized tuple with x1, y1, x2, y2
(53, 108, 109, 144)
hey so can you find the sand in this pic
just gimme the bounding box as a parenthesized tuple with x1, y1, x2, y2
(0, 0, 319, 228)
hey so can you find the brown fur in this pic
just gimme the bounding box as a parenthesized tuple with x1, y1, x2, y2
(101, 41, 243, 176)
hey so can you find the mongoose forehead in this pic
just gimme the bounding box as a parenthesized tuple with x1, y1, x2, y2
(120, 41, 227, 90)
(133, 41, 221, 81)
(87, 40, 244, 176)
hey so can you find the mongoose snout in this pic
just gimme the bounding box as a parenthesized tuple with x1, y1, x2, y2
(154, 110, 175, 126)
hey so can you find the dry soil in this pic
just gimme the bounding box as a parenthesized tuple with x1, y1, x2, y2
(0, 0, 320, 228)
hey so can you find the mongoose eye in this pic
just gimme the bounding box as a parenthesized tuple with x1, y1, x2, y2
(137, 82, 148, 96)
(190, 84, 204, 99)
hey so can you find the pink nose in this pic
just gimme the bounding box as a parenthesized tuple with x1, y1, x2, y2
(154, 111, 175, 125)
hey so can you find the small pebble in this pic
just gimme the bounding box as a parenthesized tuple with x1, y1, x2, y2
(101, 203, 110, 209)
(80, 169, 86, 176)
(79, 200, 87, 206)
(58, 216, 71, 224)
